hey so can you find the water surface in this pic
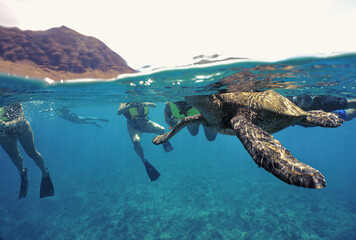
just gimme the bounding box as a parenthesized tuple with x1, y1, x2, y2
(0, 54, 356, 240)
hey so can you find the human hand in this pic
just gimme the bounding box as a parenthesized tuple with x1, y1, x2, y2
(142, 102, 156, 108)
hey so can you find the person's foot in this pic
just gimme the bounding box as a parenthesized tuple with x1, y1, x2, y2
(144, 160, 160, 181)
(19, 168, 28, 199)
(163, 141, 174, 152)
(346, 109, 356, 121)
(347, 99, 356, 109)
(42, 169, 49, 177)
(40, 169, 54, 198)
(98, 118, 109, 122)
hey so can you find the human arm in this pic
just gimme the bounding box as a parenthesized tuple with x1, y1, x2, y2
(117, 103, 132, 115)
(142, 102, 156, 108)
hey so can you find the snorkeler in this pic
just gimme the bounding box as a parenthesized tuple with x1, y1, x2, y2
(164, 101, 217, 141)
(0, 103, 54, 199)
(118, 102, 173, 181)
(55, 106, 109, 127)
(287, 95, 356, 122)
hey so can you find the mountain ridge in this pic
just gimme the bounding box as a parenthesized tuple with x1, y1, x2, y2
(0, 25, 137, 81)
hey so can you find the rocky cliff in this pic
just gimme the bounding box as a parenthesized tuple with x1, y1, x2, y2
(0, 25, 136, 81)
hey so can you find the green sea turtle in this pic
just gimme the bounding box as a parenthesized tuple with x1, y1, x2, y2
(153, 90, 344, 189)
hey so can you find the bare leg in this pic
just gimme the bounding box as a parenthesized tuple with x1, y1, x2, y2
(84, 117, 108, 122)
(0, 135, 24, 173)
(346, 109, 356, 121)
(127, 121, 160, 181)
(127, 122, 145, 163)
(347, 99, 356, 109)
(80, 116, 108, 123)
(87, 122, 102, 128)
(144, 120, 165, 135)
(144, 120, 174, 152)
(75, 117, 101, 127)
(17, 120, 47, 176)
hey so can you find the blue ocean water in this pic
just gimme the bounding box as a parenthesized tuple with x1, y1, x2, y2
(0, 54, 356, 240)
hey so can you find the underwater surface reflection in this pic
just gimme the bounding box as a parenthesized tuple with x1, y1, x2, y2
(0, 54, 356, 240)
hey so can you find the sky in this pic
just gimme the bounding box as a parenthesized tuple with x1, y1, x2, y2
(1, 0, 356, 69)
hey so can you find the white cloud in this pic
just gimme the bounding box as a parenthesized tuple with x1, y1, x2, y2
(0, 2, 18, 26)
(1, 0, 356, 68)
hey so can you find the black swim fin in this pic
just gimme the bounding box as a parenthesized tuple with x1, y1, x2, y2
(18, 168, 28, 199)
(40, 170, 54, 198)
(163, 141, 174, 152)
(144, 160, 160, 181)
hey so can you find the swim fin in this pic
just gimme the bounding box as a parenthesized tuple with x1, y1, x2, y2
(144, 160, 160, 181)
(18, 168, 28, 199)
(40, 170, 54, 198)
(163, 141, 174, 152)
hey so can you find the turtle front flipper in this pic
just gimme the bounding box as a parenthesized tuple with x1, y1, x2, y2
(301, 110, 344, 127)
(153, 114, 207, 145)
(230, 115, 326, 189)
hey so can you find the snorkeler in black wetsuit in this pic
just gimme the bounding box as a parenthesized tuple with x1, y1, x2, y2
(55, 106, 109, 127)
(287, 95, 356, 125)
(0, 103, 54, 199)
(117, 102, 173, 181)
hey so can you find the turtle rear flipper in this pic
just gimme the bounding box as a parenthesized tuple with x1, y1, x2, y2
(230, 115, 326, 189)
(153, 114, 206, 145)
(301, 110, 344, 127)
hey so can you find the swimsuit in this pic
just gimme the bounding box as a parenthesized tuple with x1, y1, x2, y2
(125, 105, 149, 132)
(0, 104, 25, 136)
(287, 95, 348, 112)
